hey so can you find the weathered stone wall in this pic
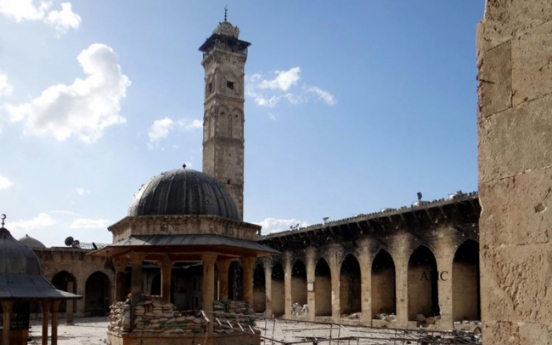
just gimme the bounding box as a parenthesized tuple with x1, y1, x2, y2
(477, 1, 552, 343)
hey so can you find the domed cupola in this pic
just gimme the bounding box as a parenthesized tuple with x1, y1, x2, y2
(0, 228, 42, 275)
(128, 167, 240, 221)
(18, 234, 47, 249)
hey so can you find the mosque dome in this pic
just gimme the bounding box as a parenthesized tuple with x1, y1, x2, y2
(128, 167, 239, 221)
(1, 228, 42, 275)
(18, 234, 47, 249)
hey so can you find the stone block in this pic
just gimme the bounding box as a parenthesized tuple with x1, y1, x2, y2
(480, 244, 552, 324)
(477, 40, 512, 117)
(481, 1, 552, 51)
(479, 94, 552, 183)
(479, 167, 552, 246)
(512, 20, 552, 106)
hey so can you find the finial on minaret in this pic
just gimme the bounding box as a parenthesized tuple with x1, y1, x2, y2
(1, 214, 6, 227)
(224, 5, 228, 22)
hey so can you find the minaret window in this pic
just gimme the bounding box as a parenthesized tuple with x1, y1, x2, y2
(226, 81, 234, 90)
(208, 83, 213, 93)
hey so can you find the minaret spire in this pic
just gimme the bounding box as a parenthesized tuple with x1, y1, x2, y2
(224, 5, 227, 22)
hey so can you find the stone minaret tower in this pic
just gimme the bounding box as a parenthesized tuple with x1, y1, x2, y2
(199, 14, 250, 220)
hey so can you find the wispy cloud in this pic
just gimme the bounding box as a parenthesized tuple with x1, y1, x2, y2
(147, 117, 202, 149)
(246, 67, 336, 108)
(0, 0, 81, 35)
(74, 187, 90, 196)
(8, 213, 56, 235)
(7, 44, 130, 142)
(0, 70, 14, 97)
(257, 217, 309, 235)
(70, 218, 109, 229)
(0, 175, 12, 190)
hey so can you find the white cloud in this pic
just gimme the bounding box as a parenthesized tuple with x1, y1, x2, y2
(7, 44, 130, 142)
(257, 217, 309, 235)
(8, 213, 56, 234)
(70, 218, 108, 229)
(0, 175, 12, 190)
(247, 67, 336, 108)
(0, 0, 81, 35)
(0, 70, 14, 97)
(74, 187, 90, 196)
(148, 117, 202, 148)
(44, 2, 81, 35)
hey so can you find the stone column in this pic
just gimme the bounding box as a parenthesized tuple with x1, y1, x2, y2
(112, 258, 128, 302)
(393, 233, 410, 328)
(65, 280, 74, 325)
(263, 259, 273, 317)
(130, 252, 146, 330)
(51, 301, 61, 345)
(160, 256, 173, 304)
(2, 301, 13, 345)
(358, 239, 372, 325)
(241, 257, 255, 306)
(217, 260, 231, 300)
(328, 244, 341, 322)
(283, 251, 292, 318)
(41, 301, 50, 345)
(202, 253, 217, 333)
(477, 2, 552, 344)
(306, 247, 316, 321)
(435, 242, 454, 330)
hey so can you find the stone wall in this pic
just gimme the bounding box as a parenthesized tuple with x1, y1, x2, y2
(477, 1, 552, 343)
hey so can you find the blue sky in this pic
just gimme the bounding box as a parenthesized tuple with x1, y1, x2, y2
(0, 1, 484, 247)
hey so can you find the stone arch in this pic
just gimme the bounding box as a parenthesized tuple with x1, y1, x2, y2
(371, 250, 396, 318)
(408, 245, 440, 320)
(315, 258, 331, 316)
(218, 105, 231, 137)
(84, 271, 111, 316)
(291, 260, 307, 308)
(452, 239, 480, 321)
(228, 261, 243, 301)
(271, 262, 285, 315)
(52, 270, 77, 313)
(253, 263, 265, 312)
(340, 254, 361, 315)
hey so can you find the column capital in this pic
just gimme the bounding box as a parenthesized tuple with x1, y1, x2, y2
(240, 257, 255, 271)
(160, 255, 173, 268)
(261, 257, 273, 271)
(217, 259, 232, 272)
(1, 301, 13, 314)
(201, 253, 218, 266)
(129, 252, 146, 265)
(112, 258, 128, 273)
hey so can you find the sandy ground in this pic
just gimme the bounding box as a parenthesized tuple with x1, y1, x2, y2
(29, 317, 108, 345)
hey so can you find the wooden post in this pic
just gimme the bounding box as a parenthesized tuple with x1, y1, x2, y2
(112, 258, 129, 302)
(160, 256, 173, 304)
(241, 257, 255, 306)
(217, 260, 231, 300)
(202, 253, 217, 333)
(51, 301, 61, 345)
(130, 252, 146, 331)
(66, 280, 74, 325)
(1, 301, 13, 345)
(41, 301, 50, 345)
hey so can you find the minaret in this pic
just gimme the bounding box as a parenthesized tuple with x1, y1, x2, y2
(199, 12, 250, 220)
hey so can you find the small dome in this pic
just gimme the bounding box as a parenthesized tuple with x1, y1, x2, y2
(18, 234, 47, 249)
(129, 168, 239, 221)
(1, 228, 41, 275)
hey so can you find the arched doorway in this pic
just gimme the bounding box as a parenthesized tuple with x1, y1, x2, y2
(371, 250, 396, 318)
(228, 261, 243, 301)
(408, 246, 440, 320)
(453, 240, 480, 321)
(52, 271, 77, 313)
(151, 273, 161, 296)
(85, 271, 111, 316)
(340, 254, 361, 315)
(271, 263, 285, 315)
(291, 260, 307, 309)
(315, 258, 331, 316)
(253, 264, 266, 312)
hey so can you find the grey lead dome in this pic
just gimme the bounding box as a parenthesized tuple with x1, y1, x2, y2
(128, 168, 239, 221)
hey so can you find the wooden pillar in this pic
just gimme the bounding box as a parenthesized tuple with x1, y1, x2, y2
(130, 253, 145, 331)
(263, 259, 273, 317)
(2, 301, 13, 345)
(51, 301, 61, 345)
(217, 260, 231, 300)
(65, 280, 74, 325)
(284, 251, 292, 318)
(160, 256, 173, 304)
(112, 258, 128, 302)
(41, 301, 50, 345)
(241, 257, 255, 306)
(306, 247, 316, 321)
(202, 253, 217, 333)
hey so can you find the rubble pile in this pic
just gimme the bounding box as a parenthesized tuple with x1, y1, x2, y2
(375, 312, 397, 322)
(212, 300, 257, 334)
(108, 301, 130, 333)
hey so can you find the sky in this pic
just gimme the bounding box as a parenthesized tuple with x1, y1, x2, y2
(0, 1, 484, 247)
